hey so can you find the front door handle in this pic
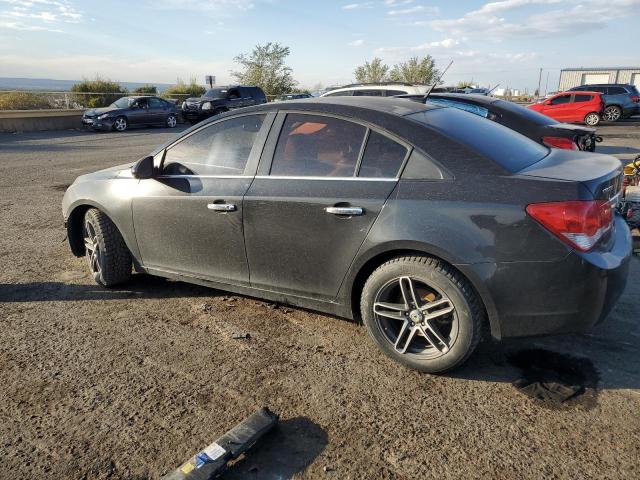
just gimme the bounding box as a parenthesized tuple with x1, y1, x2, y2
(207, 203, 236, 212)
(325, 206, 364, 216)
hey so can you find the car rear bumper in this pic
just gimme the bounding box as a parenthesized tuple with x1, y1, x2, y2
(465, 215, 632, 339)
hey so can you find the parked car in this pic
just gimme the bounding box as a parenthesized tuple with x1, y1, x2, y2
(528, 91, 604, 126)
(81, 96, 178, 132)
(398, 93, 600, 151)
(321, 83, 429, 97)
(181, 86, 266, 125)
(62, 97, 630, 373)
(273, 93, 313, 102)
(568, 84, 640, 122)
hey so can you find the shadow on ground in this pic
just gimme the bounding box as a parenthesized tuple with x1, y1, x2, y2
(222, 417, 328, 480)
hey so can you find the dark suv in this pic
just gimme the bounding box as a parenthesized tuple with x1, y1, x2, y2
(569, 84, 640, 122)
(181, 86, 267, 124)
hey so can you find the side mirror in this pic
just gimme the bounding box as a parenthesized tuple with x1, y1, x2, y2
(132, 155, 155, 179)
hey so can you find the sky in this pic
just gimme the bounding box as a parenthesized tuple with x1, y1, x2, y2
(1, 0, 639, 92)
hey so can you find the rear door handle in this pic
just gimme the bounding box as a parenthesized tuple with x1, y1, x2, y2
(207, 203, 236, 212)
(325, 206, 364, 216)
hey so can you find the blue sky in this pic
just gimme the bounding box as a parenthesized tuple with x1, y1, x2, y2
(1, 0, 639, 92)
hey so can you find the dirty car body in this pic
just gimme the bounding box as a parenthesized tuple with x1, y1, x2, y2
(63, 97, 631, 372)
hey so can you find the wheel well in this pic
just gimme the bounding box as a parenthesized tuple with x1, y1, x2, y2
(66, 205, 92, 256)
(349, 249, 489, 327)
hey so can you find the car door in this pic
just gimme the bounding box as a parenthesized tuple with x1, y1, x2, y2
(542, 93, 573, 121)
(148, 97, 167, 124)
(132, 113, 273, 285)
(227, 87, 247, 110)
(243, 112, 408, 301)
(129, 98, 151, 125)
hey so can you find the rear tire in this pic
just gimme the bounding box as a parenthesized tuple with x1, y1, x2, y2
(361, 256, 484, 373)
(83, 208, 132, 287)
(166, 114, 177, 128)
(584, 112, 600, 126)
(603, 105, 622, 122)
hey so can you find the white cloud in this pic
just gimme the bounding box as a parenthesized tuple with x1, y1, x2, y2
(153, 0, 255, 12)
(0, 0, 83, 32)
(342, 2, 374, 9)
(348, 38, 365, 47)
(431, 0, 640, 39)
(388, 5, 425, 15)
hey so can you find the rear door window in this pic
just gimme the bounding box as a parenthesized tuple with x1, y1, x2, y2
(608, 86, 626, 95)
(353, 90, 384, 97)
(574, 94, 592, 102)
(358, 131, 408, 178)
(270, 114, 366, 177)
(385, 90, 408, 96)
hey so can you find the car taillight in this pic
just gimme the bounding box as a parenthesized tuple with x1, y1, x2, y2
(526, 200, 614, 252)
(631, 95, 639, 103)
(542, 136, 579, 150)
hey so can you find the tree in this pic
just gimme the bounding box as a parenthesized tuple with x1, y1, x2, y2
(162, 78, 205, 99)
(354, 58, 389, 83)
(456, 80, 474, 89)
(70, 76, 127, 107)
(389, 56, 440, 85)
(231, 42, 296, 97)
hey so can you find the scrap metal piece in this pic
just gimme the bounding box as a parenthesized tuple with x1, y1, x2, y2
(162, 407, 279, 480)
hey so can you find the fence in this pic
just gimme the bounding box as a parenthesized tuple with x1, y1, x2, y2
(0, 91, 283, 111)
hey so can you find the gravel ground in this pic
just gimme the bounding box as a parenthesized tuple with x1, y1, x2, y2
(1, 123, 639, 480)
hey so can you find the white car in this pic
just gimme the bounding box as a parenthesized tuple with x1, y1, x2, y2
(321, 83, 429, 97)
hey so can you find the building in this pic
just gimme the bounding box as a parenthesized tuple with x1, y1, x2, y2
(559, 67, 640, 90)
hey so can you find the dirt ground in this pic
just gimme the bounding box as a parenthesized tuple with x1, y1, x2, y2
(1, 122, 639, 479)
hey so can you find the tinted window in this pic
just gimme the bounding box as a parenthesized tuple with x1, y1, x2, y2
(428, 98, 489, 118)
(163, 114, 265, 176)
(353, 89, 384, 96)
(270, 114, 366, 177)
(407, 108, 548, 173)
(136, 98, 149, 108)
(608, 86, 626, 95)
(385, 90, 408, 96)
(325, 90, 354, 96)
(149, 97, 164, 108)
(550, 95, 571, 105)
(495, 99, 558, 125)
(358, 131, 408, 178)
(402, 149, 445, 180)
(574, 94, 592, 102)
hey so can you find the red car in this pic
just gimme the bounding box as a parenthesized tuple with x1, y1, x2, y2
(529, 91, 604, 126)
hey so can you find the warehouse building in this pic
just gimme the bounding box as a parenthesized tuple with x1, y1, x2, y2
(559, 67, 640, 90)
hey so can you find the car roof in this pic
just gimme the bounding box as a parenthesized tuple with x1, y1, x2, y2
(428, 93, 502, 105)
(252, 96, 439, 117)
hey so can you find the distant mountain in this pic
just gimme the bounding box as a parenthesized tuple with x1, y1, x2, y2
(0, 77, 176, 92)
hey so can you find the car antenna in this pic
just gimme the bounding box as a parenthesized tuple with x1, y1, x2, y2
(423, 60, 453, 102)
(487, 83, 500, 95)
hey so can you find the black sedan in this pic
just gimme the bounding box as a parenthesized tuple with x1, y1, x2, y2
(63, 97, 631, 373)
(400, 93, 600, 152)
(81, 96, 178, 132)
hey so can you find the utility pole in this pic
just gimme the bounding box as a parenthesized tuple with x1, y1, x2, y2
(536, 67, 542, 98)
(544, 71, 549, 96)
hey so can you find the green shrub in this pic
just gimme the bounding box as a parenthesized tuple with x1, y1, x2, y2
(70, 76, 128, 108)
(133, 85, 157, 94)
(162, 77, 205, 99)
(0, 91, 53, 110)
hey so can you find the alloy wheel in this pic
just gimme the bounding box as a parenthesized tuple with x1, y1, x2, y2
(167, 115, 177, 128)
(603, 106, 621, 122)
(373, 276, 458, 359)
(83, 220, 102, 279)
(114, 117, 127, 131)
(585, 113, 600, 126)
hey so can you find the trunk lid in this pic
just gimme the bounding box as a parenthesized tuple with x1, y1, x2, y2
(518, 149, 623, 201)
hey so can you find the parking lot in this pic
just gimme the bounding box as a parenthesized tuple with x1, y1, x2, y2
(1, 121, 639, 479)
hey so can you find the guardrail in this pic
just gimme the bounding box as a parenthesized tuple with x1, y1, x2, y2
(0, 108, 86, 132)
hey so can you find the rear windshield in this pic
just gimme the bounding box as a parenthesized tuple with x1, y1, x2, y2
(495, 99, 559, 126)
(407, 107, 549, 172)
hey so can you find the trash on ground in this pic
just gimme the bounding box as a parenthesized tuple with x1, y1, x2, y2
(161, 407, 279, 480)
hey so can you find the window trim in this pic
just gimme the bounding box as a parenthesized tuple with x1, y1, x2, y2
(259, 110, 413, 180)
(157, 111, 275, 178)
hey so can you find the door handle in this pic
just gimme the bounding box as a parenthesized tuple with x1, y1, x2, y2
(207, 203, 236, 212)
(325, 206, 364, 216)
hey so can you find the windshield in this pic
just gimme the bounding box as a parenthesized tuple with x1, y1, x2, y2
(204, 88, 228, 99)
(408, 107, 549, 173)
(495, 99, 559, 126)
(110, 97, 135, 108)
